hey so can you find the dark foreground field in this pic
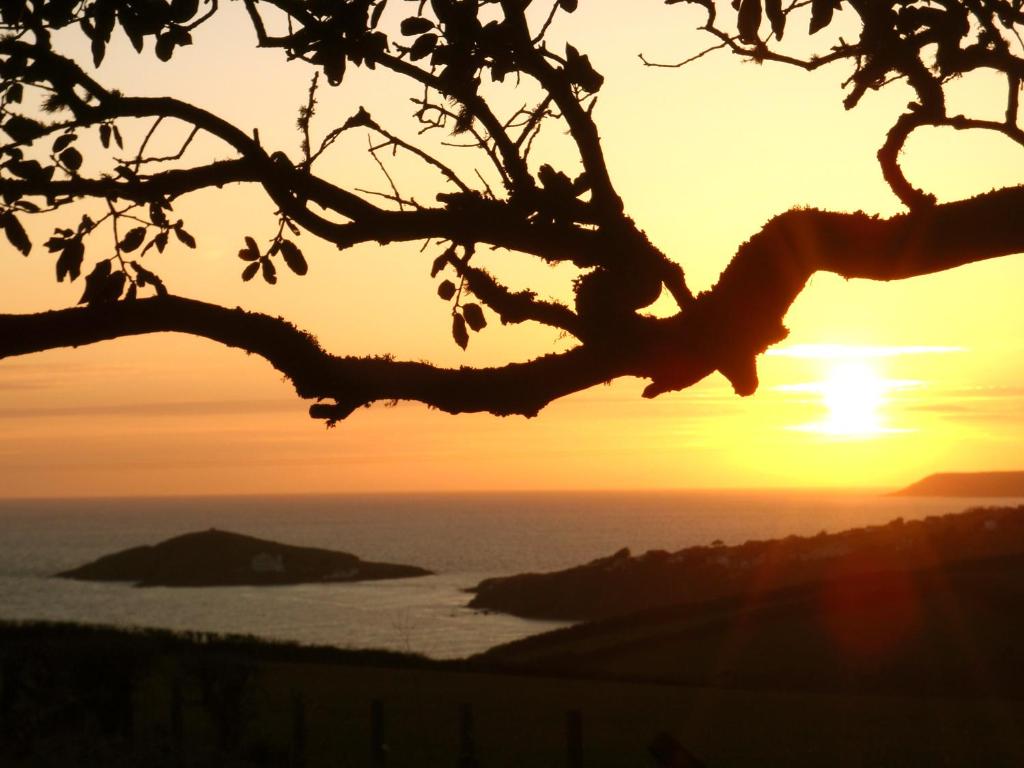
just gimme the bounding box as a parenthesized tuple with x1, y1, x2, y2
(2, 621, 1024, 767)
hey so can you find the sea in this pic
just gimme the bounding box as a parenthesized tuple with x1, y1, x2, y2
(0, 490, 1018, 659)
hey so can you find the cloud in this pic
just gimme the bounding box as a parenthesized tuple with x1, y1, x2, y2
(767, 344, 964, 359)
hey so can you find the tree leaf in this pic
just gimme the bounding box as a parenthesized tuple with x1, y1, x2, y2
(462, 302, 487, 331)
(2, 116, 46, 144)
(170, 0, 199, 23)
(559, 0, 578, 11)
(370, 0, 387, 28)
(174, 225, 196, 248)
(119, 227, 146, 253)
(809, 0, 837, 34)
(56, 239, 85, 282)
(99, 124, 111, 148)
(563, 44, 603, 93)
(409, 33, 438, 61)
(437, 279, 456, 300)
(52, 133, 77, 153)
(59, 146, 83, 172)
(452, 313, 469, 350)
(241, 261, 260, 281)
(280, 239, 308, 275)
(737, 0, 762, 44)
(148, 202, 168, 227)
(2, 212, 31, 255)
(261, 258, 277, 284)
(78, 260, 112, 305)
(243, 235, 261, 260)
(155, 32, 176, 62)
(765, 0, 785, 39)
(400, 17, 433, 35)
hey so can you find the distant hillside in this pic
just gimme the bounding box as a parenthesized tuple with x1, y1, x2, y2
(470, 505, 1024, 621)
(894, 471, 1024, 497)
(58, 529, 431, 587)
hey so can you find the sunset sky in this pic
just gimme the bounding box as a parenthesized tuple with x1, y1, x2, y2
(1, 2, 1023, 497)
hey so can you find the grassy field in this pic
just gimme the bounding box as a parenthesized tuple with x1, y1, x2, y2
(2, 622, 1024, 766)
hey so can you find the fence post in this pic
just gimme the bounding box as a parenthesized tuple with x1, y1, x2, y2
(291, 692, 306, 768)
(370, 699, 386, 768)
(457, 703, 479, 768)
(566, 709, 583, 768)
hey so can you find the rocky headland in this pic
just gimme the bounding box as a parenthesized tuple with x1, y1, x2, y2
(893, 471, 1024, 497)
(470, 505, 1024, 621)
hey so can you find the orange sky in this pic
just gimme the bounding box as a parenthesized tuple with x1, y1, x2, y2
(1, 3, 1022, 497)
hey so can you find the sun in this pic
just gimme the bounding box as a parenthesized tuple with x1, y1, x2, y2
(818, 361, 887, 437)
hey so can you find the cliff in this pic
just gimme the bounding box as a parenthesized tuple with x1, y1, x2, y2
(893, 471, 1024, 497)
(58, 529, 431, 586)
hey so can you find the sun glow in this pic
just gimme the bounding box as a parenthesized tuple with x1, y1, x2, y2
(818, 361, 888, 436)
(777, 356, 921, 438)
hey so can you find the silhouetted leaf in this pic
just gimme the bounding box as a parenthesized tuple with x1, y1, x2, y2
(243, 235, 260, 260)
(430, 251, 450, 278)
(370, 0, 387, 28)
(126, 283, 137, 301)
(437, 280, 456, 300)
(78, 260, 112, 304)
(131, 261, 168, 296)
(170, 0, 199, 23)
(7, 159, 45, 181)
(409, 33, 438, 61)
(738, 0, 762, 43)
(100, 270, 127, 303)
(52, 133, 77, 153)
(56, 239, 84, 281)
(5, 84, 23, 104)
(148, 202, 168, 227)
(155, 32, 176, 61)
(174, 224, 196, 248)
(559, 0, 578, 11)
(261, 258, 277, 284)
(564, 44, 603, 93)
(280, 239, 308, 275)
(99, 124, 111, 148)
(241, 261, 260, 281)
(1, 212, 30, 255)
(401, 17, 433, 35)
(324, 54, 346, 86)
(119, 227, 146, 253)
(765, 0, 785, 38)
(2, 115, 46, 143)
(154, 231, 168, 253)
(112, 126, 123, 149)
(91, 36, 107, 67)
(462, 302, 486, 331)
(452, 313, 469, 349)
(809, 0, 837, 34)
(59, 146, 83, 172)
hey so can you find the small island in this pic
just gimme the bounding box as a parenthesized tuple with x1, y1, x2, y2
(893, 471, 1024, 497)
(58, 529, 432, 587)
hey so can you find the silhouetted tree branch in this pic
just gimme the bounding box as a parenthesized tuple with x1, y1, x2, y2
(0, 0, 1021, 422)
